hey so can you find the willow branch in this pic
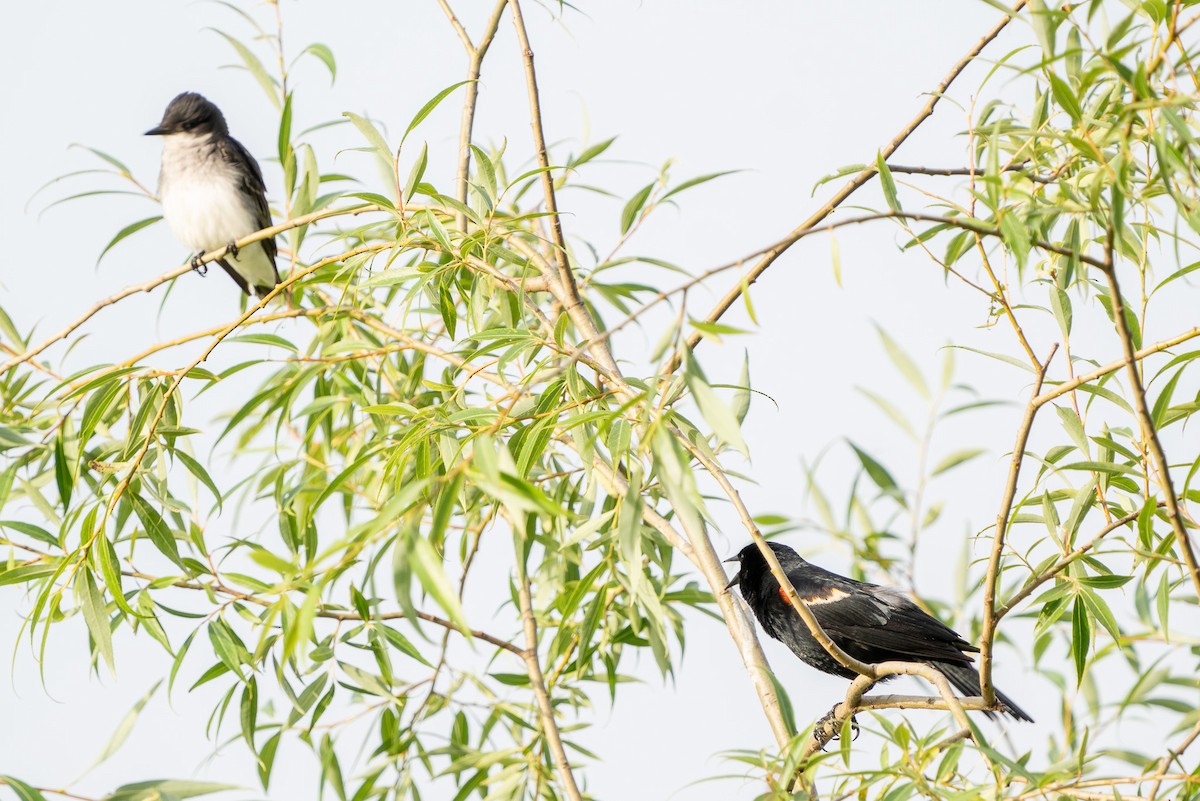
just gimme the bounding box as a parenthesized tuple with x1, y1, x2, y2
(885, 160, 1054, 183)
(508, 0, 567, 267)
(0, 203, 387, 373)
(516, 568, 584, 801)
(980, 344, 1057, 705)
(804, 662, 974, 756)
(62, 306, 340, 392)
(666, 0, 1028, 373)
(506, 0, 608, 372)
(58, 244, 390, 599)
(449, 0, 509, 230)
(1098, 251, 1200, 602)
(435, 0, 473, 50)
(0, 784, 96, 801)
(996, 509, 1142, 620)
(1145, 719, 1200, 801)
(1034, 327, 1200, 408)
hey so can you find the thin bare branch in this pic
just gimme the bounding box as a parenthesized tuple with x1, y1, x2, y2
(506, 0, 612, 377)
(1034, 326, 1200, 408)
(885, 161, 1054, 183)
(803, 662, 974, 756)
(980, 344, 1057, 705)
(451, 0, 509, 229)
(120, 568, 523, 655)
(435, 0, 474, 52)
(1146, 719, 1200, 801)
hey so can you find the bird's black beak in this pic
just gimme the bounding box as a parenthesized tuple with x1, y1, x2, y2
(144, 126, 168, 136)
(723, 556, 740, 591)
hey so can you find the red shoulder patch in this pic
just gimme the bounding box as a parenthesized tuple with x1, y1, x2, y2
(779, 587, 791, 604)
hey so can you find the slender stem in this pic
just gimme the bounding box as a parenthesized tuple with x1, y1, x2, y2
(507, 0, 600, 360)
(975, 237, 1040, 366)
(435, 0, 474, 51)
(508, 0, 567, 266)
(516, 567, 583, 801)
(449, 0, 508, 230)
(996, 510, 1142, 620)
(1145, 719, 1200, 801)
(885, 161, 1054, 182)
(62, 306, 338, 391)
(980, 344, 1056, 704)
(1034, 327, 1200, 407)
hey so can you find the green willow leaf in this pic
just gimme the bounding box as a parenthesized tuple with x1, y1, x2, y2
(876, 151, 900, 212)
(79, 567, 115, 674)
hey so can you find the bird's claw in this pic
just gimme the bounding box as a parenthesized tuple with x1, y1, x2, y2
(225, 240, 239, 258)
(815, 707, 859, 750)
(190, 253, 208, 276)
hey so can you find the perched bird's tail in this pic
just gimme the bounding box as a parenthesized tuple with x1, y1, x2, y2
(935, 662, 1034, 722)
(218, 242, 280, 299)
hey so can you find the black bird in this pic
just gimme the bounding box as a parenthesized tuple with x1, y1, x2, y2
(146, 92, 280, 298)
(725, 541, 1033, 722)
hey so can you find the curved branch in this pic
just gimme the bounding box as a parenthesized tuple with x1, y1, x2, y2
(980, 344, 1057, 705)
(803, 661, 974, 757)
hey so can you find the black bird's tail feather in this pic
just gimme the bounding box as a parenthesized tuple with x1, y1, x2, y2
(935, 662, 1034, 723)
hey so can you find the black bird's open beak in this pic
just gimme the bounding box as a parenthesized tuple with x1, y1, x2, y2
(144, 126, 168, 136)
(723, 556, 740, 591)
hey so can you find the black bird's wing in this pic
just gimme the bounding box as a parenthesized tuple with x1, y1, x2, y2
(217, 136, 279, 266)
(796, 575, 978, 666)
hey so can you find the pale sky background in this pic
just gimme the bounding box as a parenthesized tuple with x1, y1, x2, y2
(0, 2, 1158, 799)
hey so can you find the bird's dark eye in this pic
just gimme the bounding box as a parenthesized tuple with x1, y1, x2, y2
(183, 121, 197, 130)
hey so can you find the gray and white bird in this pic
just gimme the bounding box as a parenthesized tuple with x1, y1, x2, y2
(146, 92, 280, 298)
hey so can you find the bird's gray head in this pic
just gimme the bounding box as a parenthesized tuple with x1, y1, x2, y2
(723, 541, 803, 591)
(145, 92, 228, 138)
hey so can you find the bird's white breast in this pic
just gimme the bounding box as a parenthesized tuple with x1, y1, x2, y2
(157, 133, 259, 252)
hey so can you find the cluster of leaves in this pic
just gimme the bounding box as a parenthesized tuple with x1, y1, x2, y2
(768, 2, 1200, 799)
(3, 2, 1200, 801)
(0, 5, 747, 801)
